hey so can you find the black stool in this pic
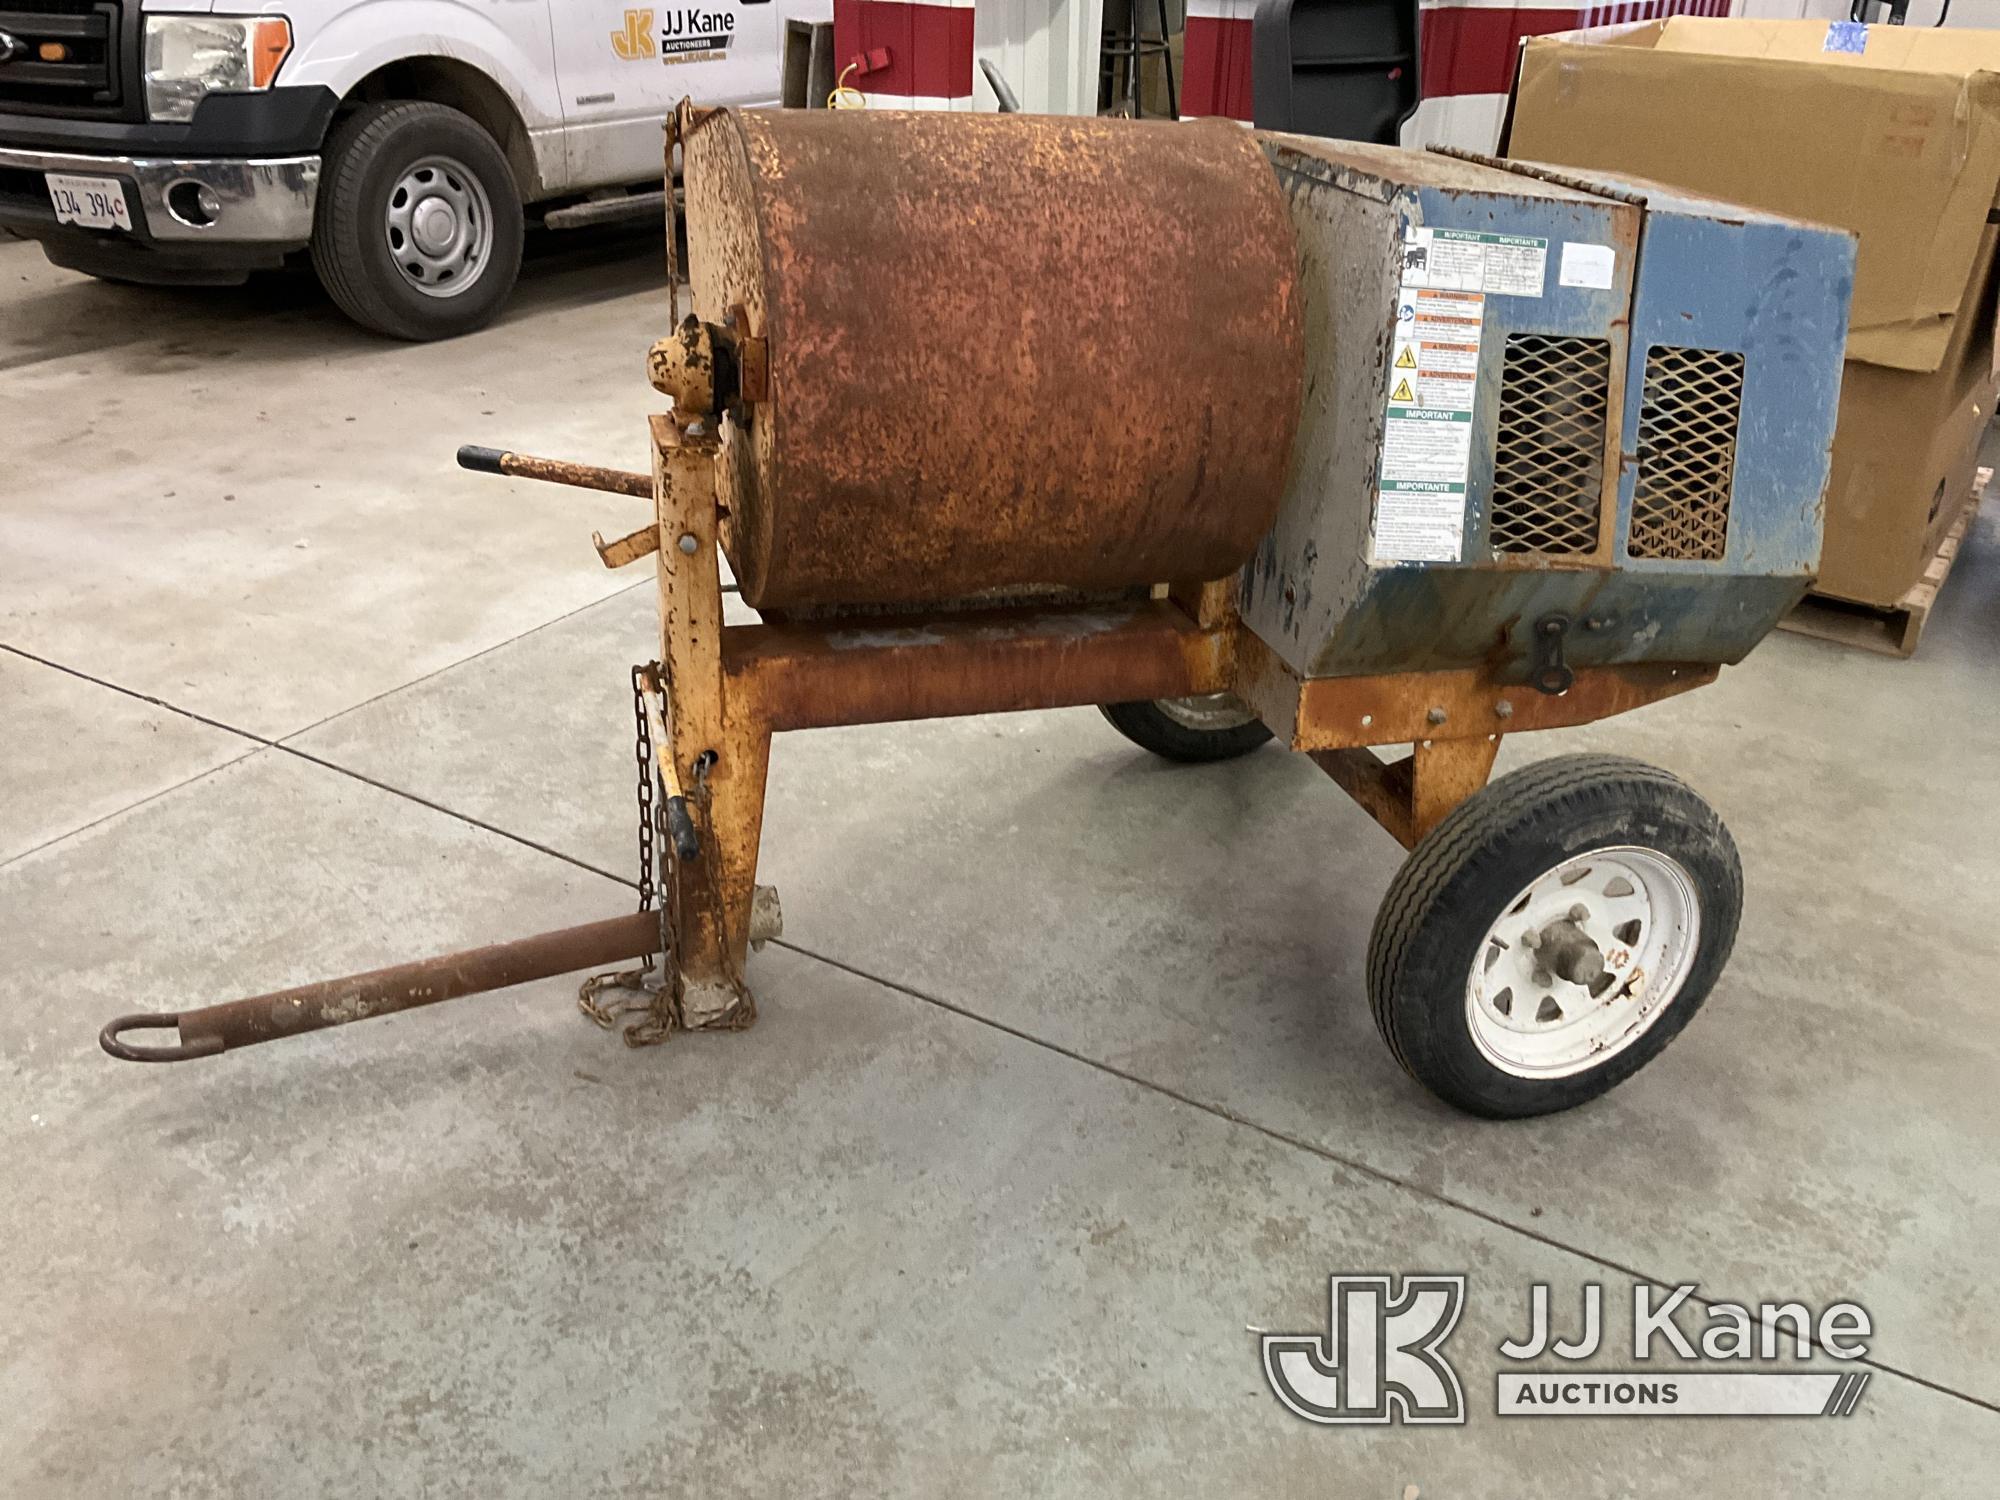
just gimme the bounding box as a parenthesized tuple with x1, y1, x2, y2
(1101, 0, 1178, 119)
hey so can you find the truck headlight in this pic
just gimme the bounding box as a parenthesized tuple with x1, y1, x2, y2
(143, 16, 292, 124)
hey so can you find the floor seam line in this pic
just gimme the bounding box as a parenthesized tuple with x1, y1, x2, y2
(764, 935, 2000, 1419)
(271, 742, 635, 888)
(1, 642, 278, 746)
(0, 744, 269, 872)
(4, 639, 633, 886)
(3, 576, 652, 756)
(273, 576, 657, 747)
(4, 583, 653, 878)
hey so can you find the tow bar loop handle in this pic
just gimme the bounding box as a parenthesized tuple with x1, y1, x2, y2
(99, 1014, 224, 1063)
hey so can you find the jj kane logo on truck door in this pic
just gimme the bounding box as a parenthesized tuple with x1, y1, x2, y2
(659, 6, 737, 63)
(611, 10, 655, 60)
(612, 6, 755, 64)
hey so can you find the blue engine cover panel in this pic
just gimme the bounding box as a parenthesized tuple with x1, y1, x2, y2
(1242, 139, 1856, 683)
(1604, 176, 1855, 578)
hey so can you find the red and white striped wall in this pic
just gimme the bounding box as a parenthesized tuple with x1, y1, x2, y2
(1412, 0, 1733, 150)
(833, 0, 978, 109)
(831, 0, 1107, 113)
(1183, 1, 1257, 122)
(1183, 0, 1734, 151)
(831, 0, 1740, 136)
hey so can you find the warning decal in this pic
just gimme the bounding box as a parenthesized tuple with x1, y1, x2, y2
(1400, 226, 1548, 298)
(1388, 289, 1482, 415)
(1377, 267, 1487, 564)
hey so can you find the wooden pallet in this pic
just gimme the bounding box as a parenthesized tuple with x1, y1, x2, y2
(1778, 467, 1989, 659)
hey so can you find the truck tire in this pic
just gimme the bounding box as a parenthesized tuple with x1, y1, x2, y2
(311, 101, 523, 340)
(1366, 754, 1742, 1119)
(1099, 695, 1274, 763)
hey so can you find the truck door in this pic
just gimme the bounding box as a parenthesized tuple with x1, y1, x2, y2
(553, 0, 782, 190)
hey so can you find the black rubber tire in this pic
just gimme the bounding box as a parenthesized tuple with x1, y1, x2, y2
(1366, 753, 1742, 1119)
(310, 101, 523, 340)
(1099, 699, 1275, 763)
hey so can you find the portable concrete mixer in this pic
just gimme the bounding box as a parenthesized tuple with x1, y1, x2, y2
(102, 106, 1856, 1118)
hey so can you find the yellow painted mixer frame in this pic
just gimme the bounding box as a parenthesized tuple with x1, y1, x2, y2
(98, 403, 1710, 1066)
(632, 408, 1710, 1035)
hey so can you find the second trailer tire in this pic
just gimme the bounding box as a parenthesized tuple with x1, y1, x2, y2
(1099, 695, 1274, 763)
(312, 102, 524, 340)
(1366, 754, 1742, 1119)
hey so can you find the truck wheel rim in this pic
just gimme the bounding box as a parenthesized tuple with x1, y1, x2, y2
(385, 156, 492, 299)
(1464, 845, 1701, 1080)
(1155, 693, 1259, 733)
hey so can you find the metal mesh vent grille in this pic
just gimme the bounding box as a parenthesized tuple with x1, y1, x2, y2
(1491, 335, 1611, 556)
(1627, 346, 1742, 561)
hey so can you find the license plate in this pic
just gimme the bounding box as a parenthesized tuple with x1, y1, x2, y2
(46, 172, 133, 232)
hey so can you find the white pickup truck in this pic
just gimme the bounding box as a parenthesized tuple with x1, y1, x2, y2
(0, 1, 825, 338)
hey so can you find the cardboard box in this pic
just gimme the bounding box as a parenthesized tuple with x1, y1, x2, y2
(1502, 18, 2000, 607)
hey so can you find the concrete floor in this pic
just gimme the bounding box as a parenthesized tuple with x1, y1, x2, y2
(3, 229, 1997, 1496)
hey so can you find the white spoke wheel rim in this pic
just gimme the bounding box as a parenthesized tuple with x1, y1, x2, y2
(1464, 845, 1701, 1080)
(1154, 693, 1259, 733)
(384, 155, 493, 299)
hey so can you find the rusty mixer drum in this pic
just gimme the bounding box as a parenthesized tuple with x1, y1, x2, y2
(678, 107, 1306, 611)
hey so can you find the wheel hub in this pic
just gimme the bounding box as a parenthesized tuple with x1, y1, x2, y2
(1465, 846, 1701, 1078)
(1153, 692, 1260, 734)
(410, 198, 460, 256)
(1523, 909, 1606, 988)
(383, 155, 492, 299)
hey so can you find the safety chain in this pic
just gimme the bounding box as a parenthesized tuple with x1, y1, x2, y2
(578, 663, 680, 1046)
(631, 662, 658, 922)
(578, 663, 757, 1044)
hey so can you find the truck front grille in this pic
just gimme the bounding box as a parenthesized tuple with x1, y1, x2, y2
(1627, 346, 1742, 562)
(1490, 333, 1612, 557)
(0, 1, 124, 118)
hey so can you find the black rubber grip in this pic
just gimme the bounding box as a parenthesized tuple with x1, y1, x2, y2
(663, 797, 701, 863)
(456, 444, 508, 475)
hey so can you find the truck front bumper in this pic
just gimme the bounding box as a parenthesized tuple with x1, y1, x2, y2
(0, 146, 319, 281)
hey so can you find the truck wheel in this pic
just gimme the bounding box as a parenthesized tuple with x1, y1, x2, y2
(1099, 695, 1273, 763)
(1366, 754, 1742, 1119)
(311, 101, 523, 340)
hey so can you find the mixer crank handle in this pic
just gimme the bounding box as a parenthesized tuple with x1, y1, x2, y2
(456, 445, 652, 500)
(663, 797, 701, 863)
(638, 667, 704, 863)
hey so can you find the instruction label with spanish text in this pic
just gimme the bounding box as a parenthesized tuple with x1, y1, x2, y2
(1376, 479, 1469, 564)
(1376, 281, 1485, 564)
(1400, 226, 1548, 298)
